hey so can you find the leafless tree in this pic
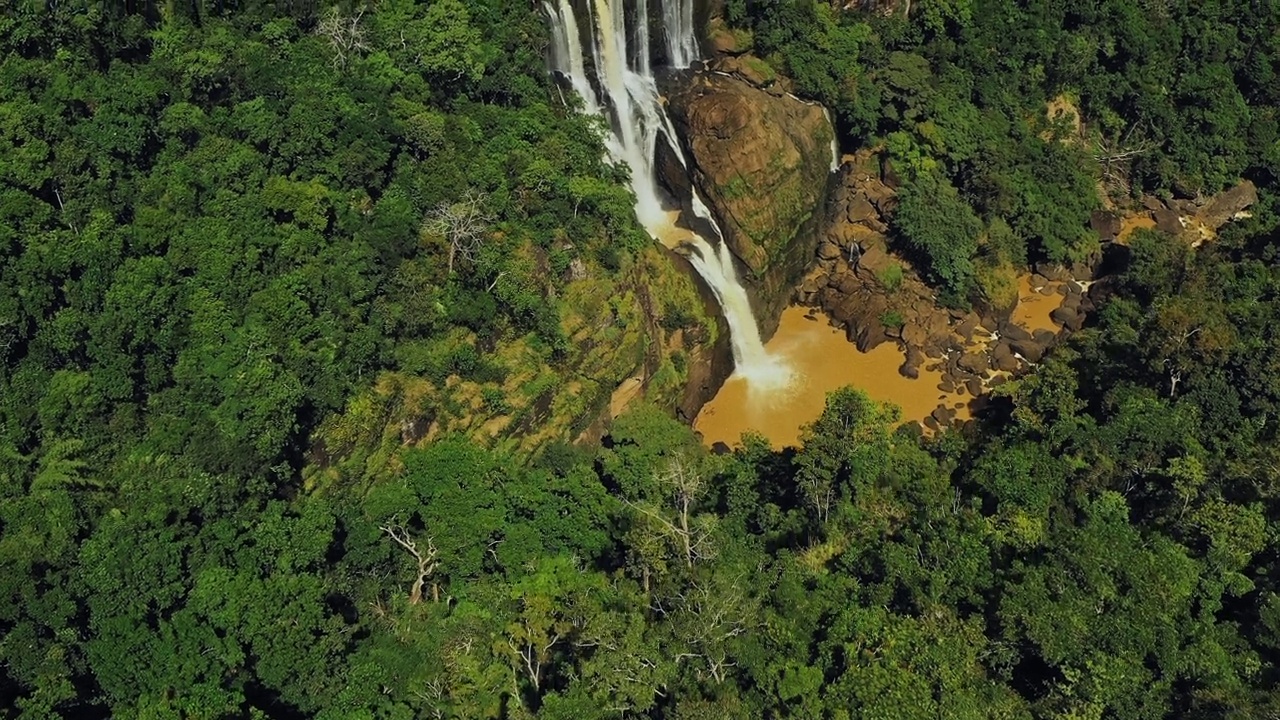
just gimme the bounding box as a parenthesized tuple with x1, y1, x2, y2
(316, 7, 370, 70)
(422, 190, 495, 274)
(625, 455, 717, 570)
(671, 577, 749, 684)
(379, 515, 440, 604)
(1093, 121, 1157, 198)
(798, 471, 836, 526)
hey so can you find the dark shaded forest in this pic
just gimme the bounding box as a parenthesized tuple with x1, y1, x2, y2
(2, 0, 1280, 718)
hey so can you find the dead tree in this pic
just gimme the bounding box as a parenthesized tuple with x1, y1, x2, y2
(379, 516, 440, 604)
(1093, 122, 1156, 198)
(422, 190, 494, 274)
(672, 578, 749, 684)
(316, 7, 370, 70)
(507, 634, 560, 692)
(625, 455, 717, 570)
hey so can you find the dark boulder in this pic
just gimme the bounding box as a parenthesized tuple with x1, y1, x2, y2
(991, 341, 1019, 372)
(1090, 210, 1122, 242)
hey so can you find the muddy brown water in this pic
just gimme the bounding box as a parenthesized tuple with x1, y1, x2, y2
(694, 306, 971, 449)
(1011, 275, 1063, 334)
(1117, 214, 1156, 244)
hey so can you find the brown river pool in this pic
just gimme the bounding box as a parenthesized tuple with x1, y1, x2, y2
(694, 306, 971, 449)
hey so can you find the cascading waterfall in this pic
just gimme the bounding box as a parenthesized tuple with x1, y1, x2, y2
(545, 0, 790, 387)
(823, 107, 840, 172)
(682, 237, 779, 383)
(661, 0, 699, 68)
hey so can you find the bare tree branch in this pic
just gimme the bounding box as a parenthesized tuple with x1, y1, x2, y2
(422, 190, 495, 274)
(316, 8, 370, 70)
(379, 515, 440, 604)
(624, 455, 717, 569)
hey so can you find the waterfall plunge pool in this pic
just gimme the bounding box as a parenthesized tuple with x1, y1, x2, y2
(694, 306, 974, 449)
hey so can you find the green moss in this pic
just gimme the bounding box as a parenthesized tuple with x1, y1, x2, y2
(878, 263, 905, 293)
(721, 174, 752, 200)
(648, 356, 683, 404)
(744, 56, 776, 84)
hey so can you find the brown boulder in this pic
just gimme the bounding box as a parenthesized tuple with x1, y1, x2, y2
(1033, 328, 1057, 346)
(846, 196, 879, 224)
(1002, 323, 1032, 342)
(817, 242, 841, 261)
(1141, 195, 1167, 212)
(1198, 180, 1258, 230)
(965, 378, 984, 396)
(854, 242, 892, 275)
(1153, 208, 1183, 234)
(799, 272, 827, 295)
(1035, 264, 1073, 282)
(958, 352, 990, 375)
(899, 346, 922, 379)
(862, 178, 897, 211)
(827, 292, 892, 352)
(932, 405, 956, 425)
(1010, 336, 1046, 363)
(830, 222, 884, 254)
(835, 274, 860, 295)
(902, 320, 927, 347)
(1050, 305, 1084, 331)
(1090, 210, 1122, 242)
(991, 341, 1019, 372)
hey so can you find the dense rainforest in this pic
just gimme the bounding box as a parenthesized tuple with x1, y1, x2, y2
(3, 0, 1280, 718)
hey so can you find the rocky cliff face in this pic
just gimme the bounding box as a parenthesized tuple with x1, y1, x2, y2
(665, 66, 835, 338)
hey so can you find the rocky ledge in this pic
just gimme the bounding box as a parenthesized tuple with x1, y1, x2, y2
(664, 61, 836, 338)
(1094, 180, 1258, 245)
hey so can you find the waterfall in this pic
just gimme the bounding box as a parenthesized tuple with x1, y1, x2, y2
(683, 237, 791, 389)
(823, 107, 840, 172)
(545, 0, 788, 385)
(661, 0, 699, 68)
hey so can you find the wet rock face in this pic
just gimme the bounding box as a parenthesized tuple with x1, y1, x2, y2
(666, 68, 835, 338)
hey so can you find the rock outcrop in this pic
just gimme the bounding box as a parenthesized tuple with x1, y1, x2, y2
(1120, 180, 1259, 246)
(1200, 180, 1258, 229)
(797, 149, 1103, 431)
(666, 66, 835, 338)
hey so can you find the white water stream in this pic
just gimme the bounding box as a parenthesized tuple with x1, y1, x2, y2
(545, 0, 790, 388)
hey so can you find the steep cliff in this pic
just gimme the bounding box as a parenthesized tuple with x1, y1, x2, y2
(666, 68, 835, 338)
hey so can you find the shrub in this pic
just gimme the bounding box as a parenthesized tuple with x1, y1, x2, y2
(880, 309, 905, 329)
(877, 263, 904, 293)
(481, 386, 511, 414)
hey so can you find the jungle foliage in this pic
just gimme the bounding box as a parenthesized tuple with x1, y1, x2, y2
(3, 1, 1280, 719)
(733, 0, 1280, 301)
